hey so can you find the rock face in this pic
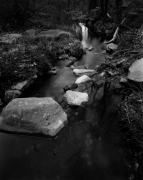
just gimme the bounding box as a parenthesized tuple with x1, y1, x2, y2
(63, 90, 88, 107)
(128, 58, 143, 82)
(75, 75, 91, 85)
(0, 34, 22, 44)
(0, 98, 67, 137)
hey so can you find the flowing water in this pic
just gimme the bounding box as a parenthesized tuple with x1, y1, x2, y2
(0, 24, 131, 180)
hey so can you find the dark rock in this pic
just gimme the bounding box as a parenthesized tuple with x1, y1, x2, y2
(64, 83, 78, 92)
(64, 85, 71, 92)
(4, 90, 22, 103)
(66, 60, 75, 67)
(70, 83, 78, 90)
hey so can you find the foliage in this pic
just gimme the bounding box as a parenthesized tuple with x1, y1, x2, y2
(0, 35, 83, 90)
(119, 90, 143, 179)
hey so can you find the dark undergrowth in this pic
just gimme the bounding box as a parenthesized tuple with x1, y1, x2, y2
(119, 88, 143, 180)
(0, 35, 83, 91)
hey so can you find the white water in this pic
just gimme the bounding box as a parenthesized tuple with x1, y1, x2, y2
(79, 23, 91, 48)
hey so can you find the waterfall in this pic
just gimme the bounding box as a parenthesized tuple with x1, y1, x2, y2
(79, 23, 89, 48)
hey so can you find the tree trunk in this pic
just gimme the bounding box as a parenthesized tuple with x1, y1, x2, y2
(67, 0, 71, 9)
(88, 0, 97, 15)
(116, 0, 122, 24)
(100, 0, 109, 18)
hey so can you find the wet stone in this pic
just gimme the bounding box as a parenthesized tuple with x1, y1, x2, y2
(0, 98, 67, 137)
(63, 90, 88, 107)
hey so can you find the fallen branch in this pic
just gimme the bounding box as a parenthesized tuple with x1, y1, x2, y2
(112, 48, 131, 56)
(105, 18, 126, 44)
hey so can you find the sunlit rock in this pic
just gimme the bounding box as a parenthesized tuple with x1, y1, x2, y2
(73, 69, 95, 76)
(128, 58, 143, 82)
(63, 90, 88, 107)
(75, 75, 91, 85)
(0, 98, 67, 137)
(0, 34, 22, 44)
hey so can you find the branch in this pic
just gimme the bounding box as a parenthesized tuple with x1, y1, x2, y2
(105, 18, 126, 44)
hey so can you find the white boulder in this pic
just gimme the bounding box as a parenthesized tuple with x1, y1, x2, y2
(73, 69, 95, 76)
(75, 75, 91, 85)
(128, 58, 143, 82)
(0, 98, 67, 137)
(63, 90, 88, 106)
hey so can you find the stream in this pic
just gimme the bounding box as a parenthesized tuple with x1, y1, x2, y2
(0, 24, 131, 180)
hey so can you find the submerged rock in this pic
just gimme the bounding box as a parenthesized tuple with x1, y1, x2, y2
(0, 98, 67, 137)
(128, 58, 143, 82)
(63, 90, 88, 107)
(75, 75, 91, 85)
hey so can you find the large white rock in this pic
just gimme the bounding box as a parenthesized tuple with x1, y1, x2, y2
(0, 98, 67, 137)
(128, 58, 143, 82)
(75, 75, 91, 85)
(63, 90, 88, 106)
(0, 34, 22, 44)
(73, 69, 95, 76)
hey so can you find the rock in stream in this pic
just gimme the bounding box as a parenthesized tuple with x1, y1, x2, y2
(0, 98, 67, 137)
